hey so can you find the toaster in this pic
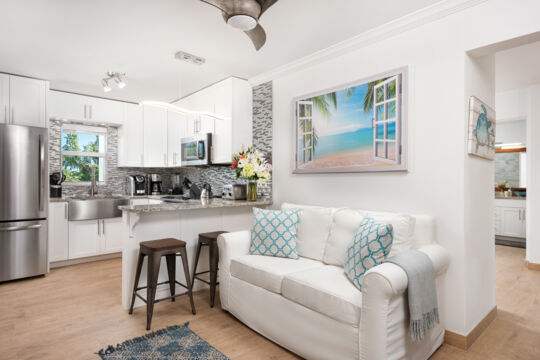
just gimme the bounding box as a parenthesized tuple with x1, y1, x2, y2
(222, 184, 247, 200)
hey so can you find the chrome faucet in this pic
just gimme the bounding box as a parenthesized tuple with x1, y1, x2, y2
(90, 164, 98, 197)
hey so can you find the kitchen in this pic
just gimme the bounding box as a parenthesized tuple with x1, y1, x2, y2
(1, 73, 273, 291)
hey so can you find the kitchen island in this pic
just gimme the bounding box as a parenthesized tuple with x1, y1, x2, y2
(119, 198, 272, 310)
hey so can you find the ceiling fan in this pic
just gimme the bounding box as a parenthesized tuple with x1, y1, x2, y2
(200, 0, 279, 50)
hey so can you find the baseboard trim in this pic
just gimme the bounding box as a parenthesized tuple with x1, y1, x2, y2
(444, 306, 497, 350)
(50, 253, 121, 269)
(525, 261, 540, 271)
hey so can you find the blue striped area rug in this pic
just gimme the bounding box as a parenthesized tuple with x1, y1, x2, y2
(97, 322, 229, 359)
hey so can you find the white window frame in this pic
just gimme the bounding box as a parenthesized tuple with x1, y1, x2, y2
(61, 124, 107, 184)
(297, 100, 314, 167)
(373, 75, 401, 164)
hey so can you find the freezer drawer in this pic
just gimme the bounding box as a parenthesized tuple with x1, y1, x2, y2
(0, 219, 48, 282)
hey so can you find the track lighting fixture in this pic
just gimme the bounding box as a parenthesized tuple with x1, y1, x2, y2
(101, 72, 126, 92)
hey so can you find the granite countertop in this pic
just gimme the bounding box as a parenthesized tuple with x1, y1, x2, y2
(494, 196, 526, 200)
(118, 198, 273, 213)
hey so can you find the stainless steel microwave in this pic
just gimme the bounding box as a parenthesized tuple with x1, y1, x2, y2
(181, 133, 212, 166)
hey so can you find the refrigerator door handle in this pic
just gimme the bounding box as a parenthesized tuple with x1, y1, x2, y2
(0, 224, 42, 232)
(38, 134, 45, 212)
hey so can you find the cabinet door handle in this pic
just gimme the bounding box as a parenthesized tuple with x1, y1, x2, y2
(65, 203, 68, 219)
(84, 104, 87, 119)
(4, 106, 7, 123)
(11, 106, 14, 124)
(102, 220, 105, 236)
(90, 105, 93, 120)
(98, 220, 101, 235)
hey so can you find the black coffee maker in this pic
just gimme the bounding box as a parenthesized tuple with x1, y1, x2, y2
(50, 172, 66, 198)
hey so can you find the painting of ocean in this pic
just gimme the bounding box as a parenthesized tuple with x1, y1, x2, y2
(315, 128, 372, 157)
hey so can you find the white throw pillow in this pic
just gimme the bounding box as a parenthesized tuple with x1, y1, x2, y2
(364, 211, 415, 257)
(281, 203, 334, 261)
(324, 208, 368, 266)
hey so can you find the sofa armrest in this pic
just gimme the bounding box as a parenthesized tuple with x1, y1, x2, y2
(217, 230, 251, 273)
(360, 244, 450, 360)
(217, 230, 251, 311)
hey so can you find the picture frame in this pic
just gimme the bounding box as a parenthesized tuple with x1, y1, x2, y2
(467, 96, 496, 160)
(292, 67, 408, 173)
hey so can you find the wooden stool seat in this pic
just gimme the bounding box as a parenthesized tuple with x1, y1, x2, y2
(192, 231, 228, 308)
(129, 238, 195, 330)
(140, 238, 186, 252)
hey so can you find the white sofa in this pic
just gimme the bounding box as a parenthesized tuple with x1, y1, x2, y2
(218, 203, 450, 360)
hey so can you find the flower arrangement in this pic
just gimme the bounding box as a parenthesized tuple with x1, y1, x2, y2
(232, 146, 272, 200)
(496, 181, 508, 192)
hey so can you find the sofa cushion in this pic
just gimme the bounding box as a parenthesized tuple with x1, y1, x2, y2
(282, 265, 363, 327)
(281, 203, 335, 261)
(324, 208, 368, 266)
(365, 211, 415, 257)
(250, 208, 301, 259)
(344, 217, 393, 290)
(230, 255, 324, 294)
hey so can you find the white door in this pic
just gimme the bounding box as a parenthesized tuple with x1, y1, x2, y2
(48, 202, 69, 262)
(499, 207, 524, 238)
(0, 74, 8, 124)
(87, 97, 124, 125)
(118, 104, 144, 167)
(373, 75, 400, 163)
(167, 111, 186, 167)
(49, 91, 87, 121)
(68, 220, 101, 259)
(101, 218, 126, 254)
(9, 75, 47, 127)
(143, 106, 168, 167)
(297, 100, 314, 167)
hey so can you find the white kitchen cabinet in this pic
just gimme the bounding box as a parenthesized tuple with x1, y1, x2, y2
(0, 74, 48, 127)
(101, 218, 126, 254)
(118, 103, 144, 167)
(0, 74, 8, 124)
(167, 110, 186, 167)
(494, 199, 526, 238)
(49, 90, 123, 125)
(143, 106, 168, 167)
(48, 202, 69, 262)
(68, 220, 101, 259)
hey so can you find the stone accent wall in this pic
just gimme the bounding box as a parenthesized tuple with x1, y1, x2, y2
(494, 152, 520, 187)
(48, 81, 273, 197)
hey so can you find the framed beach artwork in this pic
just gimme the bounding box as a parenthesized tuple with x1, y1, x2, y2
(293, 68, 407, 173)
(467, 96, 496, 160)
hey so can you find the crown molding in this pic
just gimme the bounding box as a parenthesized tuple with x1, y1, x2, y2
(249, 0, 488, 85)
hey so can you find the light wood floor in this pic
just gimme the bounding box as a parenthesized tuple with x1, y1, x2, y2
(1, 245, 539, 359)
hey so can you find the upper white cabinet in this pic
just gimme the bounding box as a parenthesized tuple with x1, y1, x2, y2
(173, 77, 252, 164)
(494, 199, 526, 238)
(49, 90, 123, 125)
(0, 74, 48, 127)
(118, 103, 144, 167)
(167, 110, 186, 167)
(143, 106, 168, 167)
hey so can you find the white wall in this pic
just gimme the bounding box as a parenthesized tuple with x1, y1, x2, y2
(496, 88, 528, 121)
(496, 120, 526, 144)
(527, 85, 540, 264)
(258, 0, 540, 335)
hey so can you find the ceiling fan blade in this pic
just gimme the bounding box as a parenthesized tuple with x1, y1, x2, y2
(257, 0, 279, 16)
(200, 0, 234, 15)
(244, 23, 266, 50)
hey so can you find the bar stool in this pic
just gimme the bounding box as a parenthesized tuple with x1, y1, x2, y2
(192, 231, 228, 307)
(129, 238, 196, 330)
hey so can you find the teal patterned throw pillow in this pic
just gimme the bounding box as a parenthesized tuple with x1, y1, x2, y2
(250, 208, 301, 259)
(344, 217, 393, 290)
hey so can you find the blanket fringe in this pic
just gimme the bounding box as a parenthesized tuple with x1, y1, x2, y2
(96, 322, 190, 358)
(410, 309, 439, 342)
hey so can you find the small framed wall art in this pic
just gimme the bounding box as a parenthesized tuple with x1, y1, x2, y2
(467, 96, 496, 160)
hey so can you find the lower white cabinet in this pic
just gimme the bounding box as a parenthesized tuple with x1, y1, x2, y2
(48, 202, 69, 262)
(68, 218, 126, 259)
(494, 199, 526, 238)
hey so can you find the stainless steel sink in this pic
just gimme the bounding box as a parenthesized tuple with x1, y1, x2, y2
(68, 197, 129, 221)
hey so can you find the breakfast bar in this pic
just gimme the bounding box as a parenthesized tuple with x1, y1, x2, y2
(119, 198, 272, 310)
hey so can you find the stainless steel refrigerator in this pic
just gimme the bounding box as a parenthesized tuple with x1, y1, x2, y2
(0, 124, 48, 282)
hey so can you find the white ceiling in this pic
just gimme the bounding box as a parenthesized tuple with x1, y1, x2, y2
(0, 0, 440, 103)
(496, 40, 540, 92)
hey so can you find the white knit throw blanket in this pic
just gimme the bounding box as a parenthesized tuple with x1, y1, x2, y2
(384, 250, 440, 342)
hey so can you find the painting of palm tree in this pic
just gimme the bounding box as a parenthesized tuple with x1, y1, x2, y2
(294, 70, 405, 173)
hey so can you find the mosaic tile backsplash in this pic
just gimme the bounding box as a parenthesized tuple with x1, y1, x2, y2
(48, 81, 273, 198)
